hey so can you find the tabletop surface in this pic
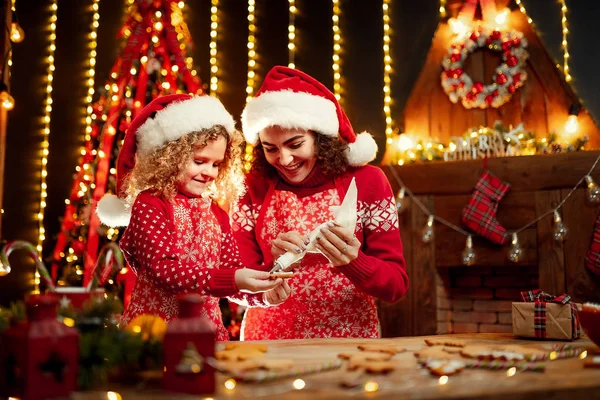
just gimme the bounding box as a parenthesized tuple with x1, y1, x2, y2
(74, 333, 600, 400)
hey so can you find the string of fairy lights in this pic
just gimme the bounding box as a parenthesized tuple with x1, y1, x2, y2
(439, 0, 447, 18)
(34, 0, 58, 292)
(332, 0, 342, 102)
(209, 0, 219, 96)
(389, 154, 600, 266)
(246, 0, 257, 103)
(288, 0, 296, 68)
(505, 1, 571, 83)
(84, 1, 100, 157)
(382, 0, 393, 142)
(558, 0, 571, 82)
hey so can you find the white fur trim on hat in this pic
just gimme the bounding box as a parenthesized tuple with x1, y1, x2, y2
(346, 132, 378, 166)
(137, 96, 236, 156)
(96, 194, 131, 227)
(241, 90, 339, 145)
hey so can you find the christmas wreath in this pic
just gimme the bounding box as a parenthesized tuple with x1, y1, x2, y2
(441, 26, 529, 109)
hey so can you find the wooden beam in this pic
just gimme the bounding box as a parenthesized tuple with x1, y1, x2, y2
(382, 151, 600, 195)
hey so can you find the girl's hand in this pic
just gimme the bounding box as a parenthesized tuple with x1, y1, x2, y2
(263, 280, 292, 306)
(271, 231, 309, 261)
(314, 221, 361, 267)
(234, 269, 282, 293)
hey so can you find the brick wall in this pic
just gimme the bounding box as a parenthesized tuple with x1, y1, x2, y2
(436, 266, 539, 334)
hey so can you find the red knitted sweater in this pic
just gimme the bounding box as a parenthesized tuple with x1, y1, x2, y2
(232, 165, 409, 340)
(119, 191, 267, 341)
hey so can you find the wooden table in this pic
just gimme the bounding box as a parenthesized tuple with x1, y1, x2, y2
(75, 334, 600, 399)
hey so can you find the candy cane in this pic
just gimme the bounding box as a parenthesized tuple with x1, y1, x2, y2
(1, 240, 56, 290)
(85, 242, 125, 292)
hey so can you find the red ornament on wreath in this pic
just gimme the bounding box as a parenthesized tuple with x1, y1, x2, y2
(441, 25, 529, 109)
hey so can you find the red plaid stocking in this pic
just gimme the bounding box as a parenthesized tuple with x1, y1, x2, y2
(461, 170, 510, 245)
(585, 215, 600, 276)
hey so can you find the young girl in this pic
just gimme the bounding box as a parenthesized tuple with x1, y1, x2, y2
(232, 66, 409, 340)
(97, 94, 287, 341)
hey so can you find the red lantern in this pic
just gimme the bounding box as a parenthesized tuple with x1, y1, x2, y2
(466, 92, 477, 101)
(450, 53, 461, 63)
(508, 84, 516, 93)
(162, 294, 216, 396)
(0, 295, 79, 400)
(496, 73, 508, 84)
(485, 95, 495, 106)
(454, 68, 464, 78)
(491, 31, 502, 40)
(513, 37, 521, 47)
(507, 55, 518, 67)
(472, 82, 484, 94)
(469, 32, 479, 41)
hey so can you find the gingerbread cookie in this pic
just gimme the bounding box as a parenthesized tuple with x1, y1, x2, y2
(348, 359, 397, 373)
(338, 351, 393, 362)
(424, 338, 467, 348)
(460, 344, 545, 361)
(269, 271, 295, 279)
(215, 359, 263, 373)
(215, 348, 266, 361)
(216, 358, 294, 373)
(357, 344, 405, 355)
(442, 346, 462, 354)
(414, 346, 456, 360)
(223, 343, 268, 353)
(423, 359, 466, 377)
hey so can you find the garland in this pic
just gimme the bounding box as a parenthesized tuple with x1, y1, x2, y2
(386, 122, 588, 166)
(442, 25, 529, 109)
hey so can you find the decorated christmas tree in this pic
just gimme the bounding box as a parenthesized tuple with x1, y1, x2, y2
(50, 0, 203, 295)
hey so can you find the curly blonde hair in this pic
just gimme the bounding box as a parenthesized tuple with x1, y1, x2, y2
(123, 125, 245, 206)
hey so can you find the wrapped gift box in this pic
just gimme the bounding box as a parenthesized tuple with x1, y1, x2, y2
(512, 290, 581, 340)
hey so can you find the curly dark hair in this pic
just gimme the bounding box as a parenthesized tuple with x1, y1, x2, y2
(124, 125, 245, 205)
(250, 131, 349, 179)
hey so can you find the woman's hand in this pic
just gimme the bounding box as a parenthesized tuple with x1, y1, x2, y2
(314, 221, 361, 267)
(234, 268, 283, 293)
(271, 231, 309, 261)
(263, 280, 292, 306)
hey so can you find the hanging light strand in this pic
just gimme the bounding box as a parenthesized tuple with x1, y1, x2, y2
(209, 0, 219, 96)
(288, 0, 296, 68)
(332, 0, 342, 102)
(439, 0, 447, 18)
(558, 0, 572, 82)
(84, 0, 100, 144)
(246, 0, 257, 103)
(7, 0, 15, 77)
(382, 0, 393, 143)
(387, 154, 600, 263)
(36, 0, 58, 292)
(514, 0, 534, 25)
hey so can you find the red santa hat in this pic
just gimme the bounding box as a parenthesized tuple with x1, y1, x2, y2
(241, 66, 378, 166)
(96, 94, 235, 227)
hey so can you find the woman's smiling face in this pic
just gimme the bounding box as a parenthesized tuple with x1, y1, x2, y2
(259, 126, 317, 184)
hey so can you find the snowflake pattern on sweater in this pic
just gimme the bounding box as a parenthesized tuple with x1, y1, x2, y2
(232, 166, 409, 340)
(239, 188, 380, 340)
(119, 193, 242, 341)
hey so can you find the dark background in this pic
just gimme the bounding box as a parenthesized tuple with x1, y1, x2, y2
(1, 0, 599, 299)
